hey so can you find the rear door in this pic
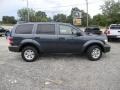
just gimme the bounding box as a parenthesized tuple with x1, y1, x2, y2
(34, 23, 58, 52)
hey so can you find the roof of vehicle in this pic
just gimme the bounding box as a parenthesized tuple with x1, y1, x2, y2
(86, 25, 99, 28)
(110, 24, 120, 26)
(17, 22, 71, 26)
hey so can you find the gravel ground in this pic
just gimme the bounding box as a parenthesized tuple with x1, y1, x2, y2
(0, 37, 120, 90)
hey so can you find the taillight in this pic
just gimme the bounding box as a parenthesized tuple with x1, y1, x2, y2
(8, 36, 13, 45)
(107, 30, 110, 34)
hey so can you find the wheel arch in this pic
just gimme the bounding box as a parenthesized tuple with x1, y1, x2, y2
(19, 40, 42, 53)
(82, 41, 104, 53)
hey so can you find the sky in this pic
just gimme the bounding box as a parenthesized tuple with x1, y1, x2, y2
(0, 0, 105, 20)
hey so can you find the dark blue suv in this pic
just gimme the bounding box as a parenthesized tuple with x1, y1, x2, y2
(8, 22, 110, 62)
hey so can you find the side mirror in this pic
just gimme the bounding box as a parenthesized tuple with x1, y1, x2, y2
(76, 32, 81, 36)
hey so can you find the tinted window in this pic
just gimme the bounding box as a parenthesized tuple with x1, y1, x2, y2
(110, 25, 120, 29)
(60, 25, 72, 35)
(15, 24, 33, 34)
(36, 24, 55, 34)
(85, 27, 100, 31)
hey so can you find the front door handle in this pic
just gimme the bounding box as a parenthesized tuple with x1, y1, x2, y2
(59, 37, 65, 40)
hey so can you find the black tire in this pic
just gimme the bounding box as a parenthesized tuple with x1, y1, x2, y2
(21, 46, 39, 62)
(86, 45, 102, 61)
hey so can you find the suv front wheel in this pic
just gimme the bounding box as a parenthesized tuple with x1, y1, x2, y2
(21, 46, 39, 62)
(86, 45, 102, 61)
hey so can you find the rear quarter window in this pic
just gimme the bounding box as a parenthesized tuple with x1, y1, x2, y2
(15, 24, 34, 34)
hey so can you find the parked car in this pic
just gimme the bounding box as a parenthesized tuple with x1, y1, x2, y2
(105, 24, 120, 40)
(8, 22, 110, 62)
(85, 26, 102, 35)
(0, 27, 7, 36)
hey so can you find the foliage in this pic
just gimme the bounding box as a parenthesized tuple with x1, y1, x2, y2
(53, 7, 91, 26)
(71, 7, 91, 26)
(53, 14, 67, 22)
(92, 14, 107, 26)
(17, 8, 35, 21)
(2, 0, 120, 26)
(17, 8, 49, 22)
(101, 0, 120, 25)
(66, 15, 73, 24)
(2, 16, 16, 24)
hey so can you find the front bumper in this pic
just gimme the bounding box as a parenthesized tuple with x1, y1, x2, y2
(103, 44, 111, 53)
(8, 46, 20, 52)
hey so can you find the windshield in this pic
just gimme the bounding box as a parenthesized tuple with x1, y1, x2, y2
(85, 27, 100, 31)
(110, 25, 120, 29)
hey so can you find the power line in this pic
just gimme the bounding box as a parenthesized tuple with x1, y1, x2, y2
(32, 0, 103, 10)
(0, 0, 104, 15)
(86, 0, 89, 27)
(27, 0, 29, 22)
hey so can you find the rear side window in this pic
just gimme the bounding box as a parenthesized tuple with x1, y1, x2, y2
(15, 24, 33, 34)
(36, 24, 55, 34)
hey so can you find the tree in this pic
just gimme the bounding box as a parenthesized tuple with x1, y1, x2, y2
(71, 7, 81, 17)
(80, 10, 91, 26)
(17, 8, 35, 22)
(66, 15, 73, 24)
(53, 14, 67, 22)
(17, 8, 49, 22)
(92, 14, 107, 26)
(70, 7, 91, 26)
(101, 0, 120, 25)
(2, 16, 16, 24)
(35, 11, 48, 22)
(47, 17, 52, 22)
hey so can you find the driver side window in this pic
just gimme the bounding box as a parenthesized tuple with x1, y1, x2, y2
(59, 25, 72, 35)
(72, 28, 78, 34)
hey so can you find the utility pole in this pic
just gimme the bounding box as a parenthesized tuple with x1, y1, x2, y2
(86, 0, 88, 27)
(27, 0, 29, 22)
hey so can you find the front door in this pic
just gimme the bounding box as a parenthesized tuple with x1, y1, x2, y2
(57, 24, 83, 53)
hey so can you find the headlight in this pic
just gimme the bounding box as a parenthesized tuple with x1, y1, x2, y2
(104, 39, 108, 44)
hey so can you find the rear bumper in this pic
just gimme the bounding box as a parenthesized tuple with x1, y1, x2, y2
(103, 44, 111, 53)
(8, 46, 20, 52)
(107, 35, 120, 39)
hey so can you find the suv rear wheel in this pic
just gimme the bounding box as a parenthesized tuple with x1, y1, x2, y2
(21, 46, 39, 62)
(86, 45, 102, 61)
